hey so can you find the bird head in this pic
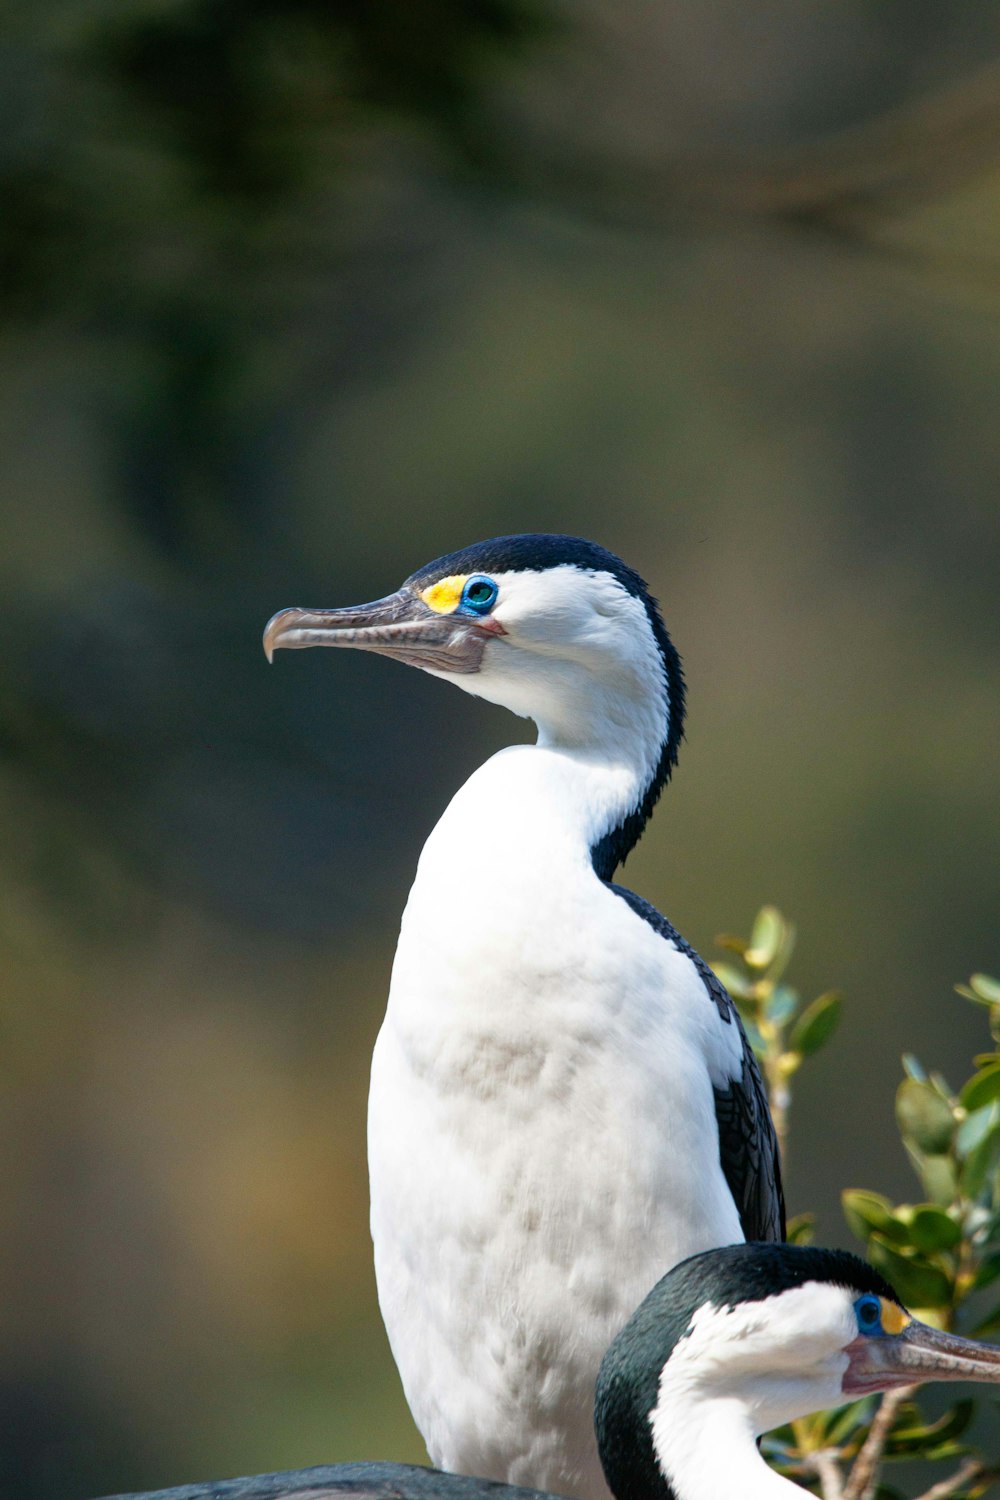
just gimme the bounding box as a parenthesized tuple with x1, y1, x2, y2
(596, 1242, 1000, 1500)
(264, 535, 686, 874)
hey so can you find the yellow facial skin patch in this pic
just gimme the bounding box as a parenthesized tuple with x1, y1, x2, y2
(879, 1298, 911, 1335)
(420, 575, 468, 614)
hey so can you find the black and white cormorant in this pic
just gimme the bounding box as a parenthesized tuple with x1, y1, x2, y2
(263, 535, 784, 1500)
(98, 1243, 1000, 1500)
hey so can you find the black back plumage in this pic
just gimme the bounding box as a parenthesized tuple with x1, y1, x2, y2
(408, 534, 685, 879)
(611, 887, 785, 1245)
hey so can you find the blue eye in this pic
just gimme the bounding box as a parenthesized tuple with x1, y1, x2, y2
(854, 1295, 883, 1335)
(461, 576, 498, 615)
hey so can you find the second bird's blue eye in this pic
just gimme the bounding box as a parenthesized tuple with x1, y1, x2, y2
(854, 1295, 882, 1335)
(461, 576, 499, 614)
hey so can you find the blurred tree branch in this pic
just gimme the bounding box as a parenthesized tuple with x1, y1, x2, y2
(6, 7, 1000, 325)
(840, 1387, 914, 1500)
(912, 1458, 1000, 1500)
(519, 57, 1000, 242)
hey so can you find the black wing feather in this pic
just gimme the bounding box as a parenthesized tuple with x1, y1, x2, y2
(611, 886, 785, 1244)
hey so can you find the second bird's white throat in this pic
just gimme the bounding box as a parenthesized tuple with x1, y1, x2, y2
(649, 1287, 854, 1500)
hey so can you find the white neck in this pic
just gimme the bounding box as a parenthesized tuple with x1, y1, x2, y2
(652, 1397, 794, 1500)
(437, 569, 674, 872)
(471, 674, 668, 870)
(647, 1289, 853, 1500)
(415, 740, 647, 887)
(533, 737, 654, 861)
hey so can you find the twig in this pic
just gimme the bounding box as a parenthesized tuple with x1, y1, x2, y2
(842, 1384, 917, 1500)
(806, 1447, 846, 1500)
(911, 1456, 997, 1499)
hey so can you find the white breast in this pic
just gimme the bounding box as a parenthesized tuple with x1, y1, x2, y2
(368, 747, 744, 1500)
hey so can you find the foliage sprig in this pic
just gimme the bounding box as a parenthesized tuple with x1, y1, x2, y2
(712, 904, 841, 1166)
(712, 912, 1000, 1499)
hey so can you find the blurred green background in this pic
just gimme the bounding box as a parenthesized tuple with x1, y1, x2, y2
(1, 3, 999, 1496)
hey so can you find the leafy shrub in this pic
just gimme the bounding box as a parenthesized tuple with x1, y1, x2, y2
(713, 913, 1000, 1500)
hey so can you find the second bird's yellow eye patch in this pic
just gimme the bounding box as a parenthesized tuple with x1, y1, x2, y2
(879, 1298, 910, 1335)
(420, 575, 468, 613)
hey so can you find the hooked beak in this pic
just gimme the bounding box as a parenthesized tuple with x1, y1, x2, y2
(263, 589, 502, 675)
(844, 1320, 1000, 1396)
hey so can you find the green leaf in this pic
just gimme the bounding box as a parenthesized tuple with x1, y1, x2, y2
(902, 1053, 927, 1083)
(714, 932, 748, 957)
(961, 1118, 1000, 1199)
(746, 906, 786, 969)
(843, 1189, 898, 1243)
(891, 1205, 928, 1243)
(956, 1099, 999, 1157)
(911, 1434, 965, 1458)
(929, 1071, 954, 1103)
(884, 1398, 974, 1452)
(968, 973, 1000, 1005)
(908, 1205, 961, 1253)
(786, 1212, 815, 1246)
(767, 984, 799, 1027)
(896, 1079, 955, 1154)
(867, 1235, 954, 1308)
(904, 1145, 958, 1208)
(960, 1062, 1000, 1113)
(788, 991, 841, 1057)
(973, 1253, 1000, 1291)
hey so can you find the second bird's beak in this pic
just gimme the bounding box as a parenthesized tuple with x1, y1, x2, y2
(263, 589, 500, 675)
(845, 1319, 1000, 1395)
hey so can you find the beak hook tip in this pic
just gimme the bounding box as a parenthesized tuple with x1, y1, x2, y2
(263, 609, 295, 663)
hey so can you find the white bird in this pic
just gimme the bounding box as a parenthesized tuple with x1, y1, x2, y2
(263, 535, 784, 1500)
(98, 1243, 1000, 1500)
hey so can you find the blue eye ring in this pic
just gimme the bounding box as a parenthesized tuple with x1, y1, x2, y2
(461, 576, 499, 615)
(854, 1295, 883, 1335)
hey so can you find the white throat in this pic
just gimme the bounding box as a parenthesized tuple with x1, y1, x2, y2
(651, 1395, 792, 1500)
(649, 1292, 852, 1500)
(436, 571, 673, 868)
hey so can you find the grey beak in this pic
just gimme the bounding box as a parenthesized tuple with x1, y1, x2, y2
(845, 1319, 1000, 1395)
(263, 589, 497, 675)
